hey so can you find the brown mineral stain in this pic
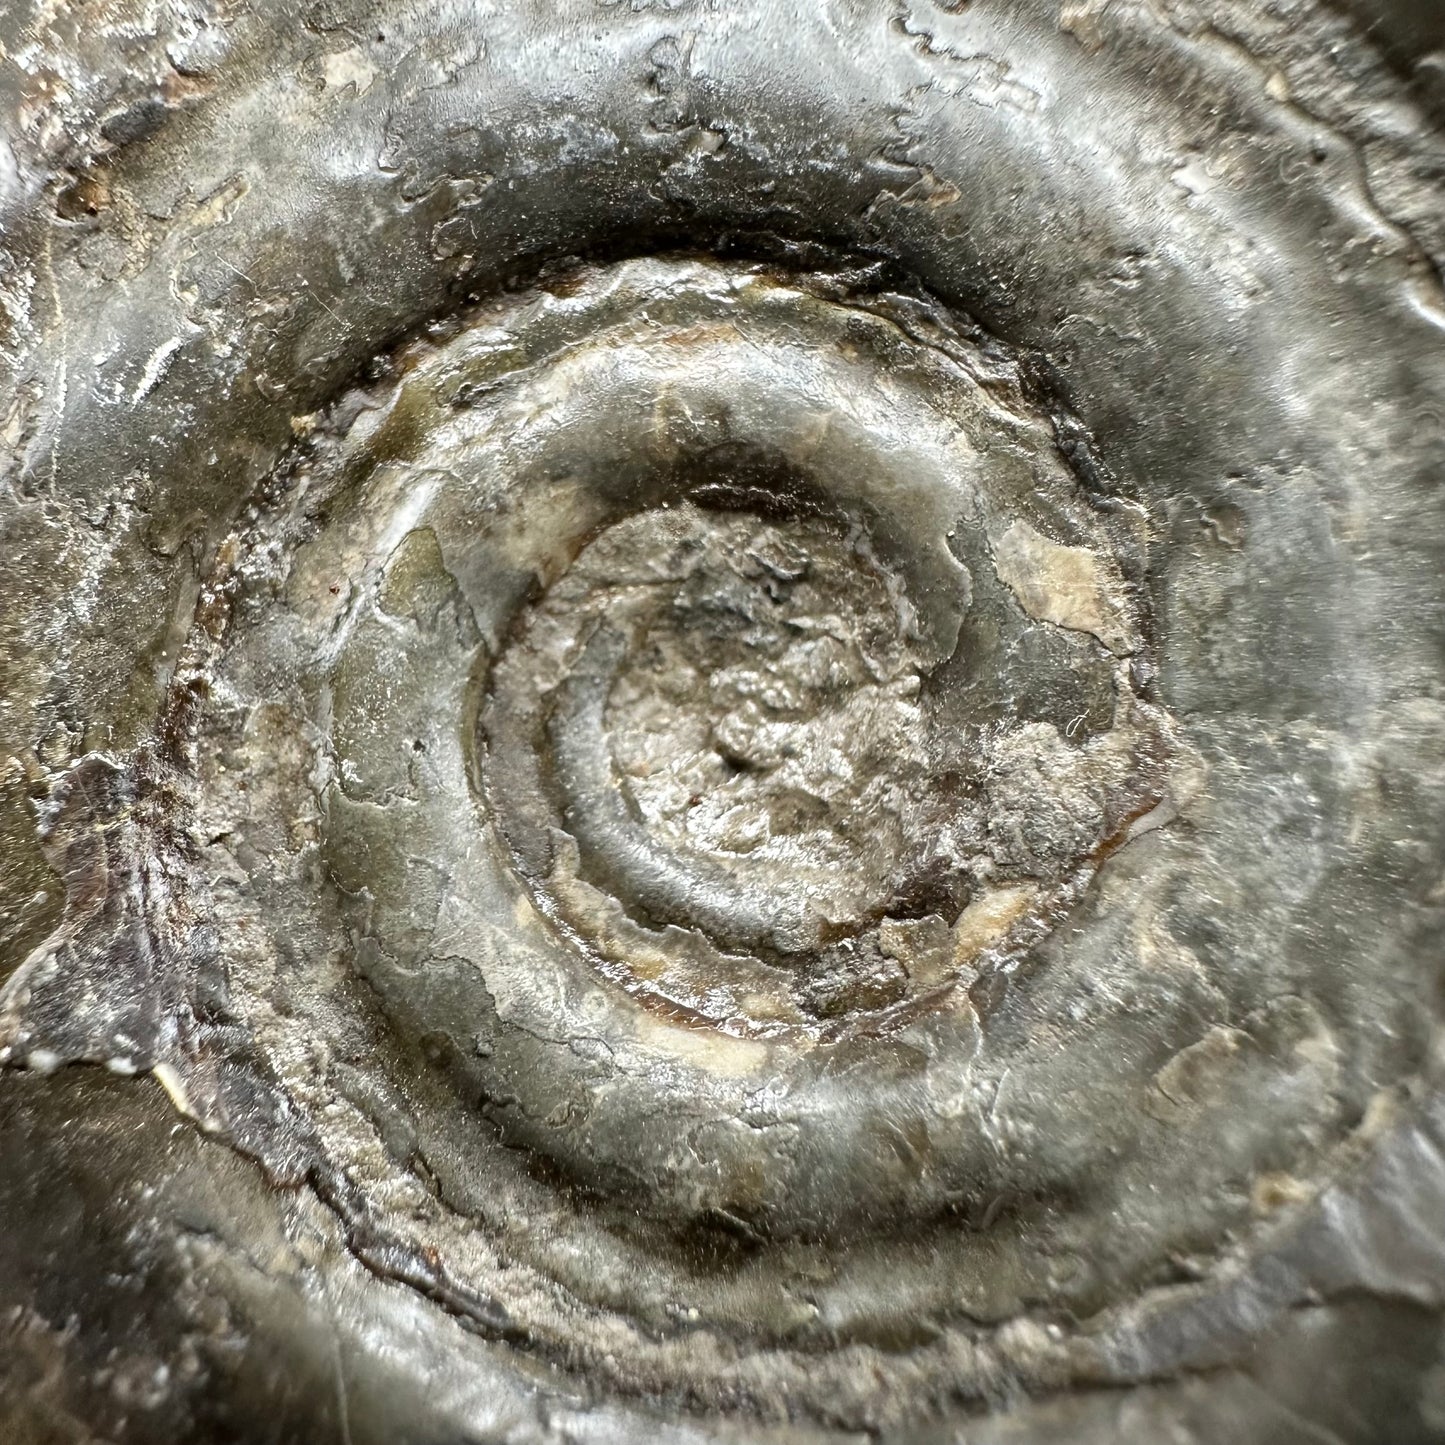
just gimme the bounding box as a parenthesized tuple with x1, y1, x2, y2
(1251, 1171, 1313, 1215)
(951, 884, 1038, 971)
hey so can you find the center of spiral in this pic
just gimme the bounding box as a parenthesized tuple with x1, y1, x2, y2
(485, 501, 978, 1024)
(559, 505, 934, 947)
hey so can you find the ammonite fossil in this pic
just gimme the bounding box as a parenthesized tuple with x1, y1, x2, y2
(2, 1, 1443, 1440)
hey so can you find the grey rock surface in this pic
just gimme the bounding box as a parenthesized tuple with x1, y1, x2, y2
(1, 0, 1443, 1440)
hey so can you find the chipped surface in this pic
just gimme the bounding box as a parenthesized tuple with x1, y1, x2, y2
(991, 519, 1132, 653)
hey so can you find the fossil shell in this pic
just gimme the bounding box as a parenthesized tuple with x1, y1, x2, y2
(1, 1, 1443, 1441)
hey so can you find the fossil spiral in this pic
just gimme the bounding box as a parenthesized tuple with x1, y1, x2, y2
(1, 1, 1444, 1441)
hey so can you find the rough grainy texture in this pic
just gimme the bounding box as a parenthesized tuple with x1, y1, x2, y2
(0, 0, 1442, 1440)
